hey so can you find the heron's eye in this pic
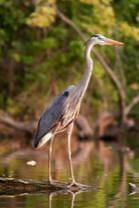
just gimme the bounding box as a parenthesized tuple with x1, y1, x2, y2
(97, 36, 102, 40)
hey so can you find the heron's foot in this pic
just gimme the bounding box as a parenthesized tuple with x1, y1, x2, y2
(67, 182, 91, 190)
(48, 179, 62, 186)
(48, 179, 54, 185)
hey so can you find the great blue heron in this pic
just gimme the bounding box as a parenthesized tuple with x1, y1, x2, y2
(33, 34, 123, 188)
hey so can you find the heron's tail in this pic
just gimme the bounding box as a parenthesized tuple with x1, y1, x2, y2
(33, 132, 53, 149)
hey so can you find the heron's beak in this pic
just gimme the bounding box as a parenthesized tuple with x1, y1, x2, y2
(105, 38, 124, 45)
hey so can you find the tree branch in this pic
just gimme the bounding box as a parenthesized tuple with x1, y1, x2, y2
(0, 112, 37, 133)
(54, 6, 86, 42)
(125, 95, 139, 116)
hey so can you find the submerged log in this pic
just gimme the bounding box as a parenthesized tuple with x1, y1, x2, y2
(0, 178, 68, 195)
(0, 178, 95, 195)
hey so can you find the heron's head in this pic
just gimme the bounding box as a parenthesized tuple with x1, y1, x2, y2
(85, 34, 123, 46)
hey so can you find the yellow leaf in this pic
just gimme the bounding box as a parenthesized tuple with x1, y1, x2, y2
(130, 83, 139, 90)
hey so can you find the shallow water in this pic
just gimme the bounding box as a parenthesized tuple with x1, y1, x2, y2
(0, 133, 139, 208)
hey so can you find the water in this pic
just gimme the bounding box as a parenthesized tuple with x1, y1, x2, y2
(0, 133, 139, 208)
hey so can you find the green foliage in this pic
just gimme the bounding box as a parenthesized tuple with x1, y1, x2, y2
(0, 0, 139, 119)
(26, 5, 56, 28)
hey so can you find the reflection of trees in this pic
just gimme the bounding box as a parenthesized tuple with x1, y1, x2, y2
(93, 137, 139, 208)
(105, 139, 135, 208)
(0, 137, 95, 183)
(94, 139, 114, 174)
(106, 147, 127, 208)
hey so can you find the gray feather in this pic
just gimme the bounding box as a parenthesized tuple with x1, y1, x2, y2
(33, 85, 75, 148)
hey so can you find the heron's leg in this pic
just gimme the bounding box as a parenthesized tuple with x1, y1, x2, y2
(67, 122, 76, 184)
(48, 135, 55, 184)
(48, 122, 61, 184)
(67, 122, 91, 189)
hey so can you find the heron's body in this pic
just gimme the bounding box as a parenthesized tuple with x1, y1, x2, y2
(33, 34, 123, 187)
(34, 85, 81, 148)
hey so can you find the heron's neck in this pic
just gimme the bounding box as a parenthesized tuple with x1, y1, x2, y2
(76, 43, 94, 99)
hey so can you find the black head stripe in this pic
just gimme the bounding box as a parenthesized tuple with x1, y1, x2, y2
(92, 34, 99, 38)
(63, 91, 69, 97)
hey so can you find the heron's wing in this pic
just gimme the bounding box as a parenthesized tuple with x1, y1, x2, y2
(33, 85, 75, 148)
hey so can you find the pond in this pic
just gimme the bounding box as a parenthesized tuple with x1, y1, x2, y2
(0, 132, 139, 208)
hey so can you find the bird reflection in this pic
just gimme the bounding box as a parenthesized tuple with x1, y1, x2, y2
(48, 189, 93, 208)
